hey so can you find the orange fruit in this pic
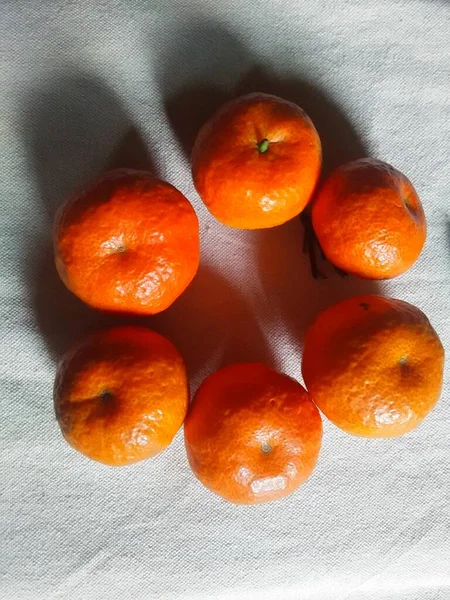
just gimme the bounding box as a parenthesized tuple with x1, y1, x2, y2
(54, 326, 189, 466)
(184, 363, 322, 504)
(302, 295, 444, 437)
(54, 169, 200, 314)
(192, 93, 321, 229)
(312, 158, 426, 278)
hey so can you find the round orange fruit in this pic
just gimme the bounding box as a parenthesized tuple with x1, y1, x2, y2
(184, 363, 322, 504)
(312, 158, 426, 278)
(192, 93, 322, 229)
(54, 169, 200, 314)
(54, 326, 189, 466)
(302, 295, 444, 437)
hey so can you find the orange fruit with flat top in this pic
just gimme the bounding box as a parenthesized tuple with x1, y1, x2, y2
(302, 295, 444, 437)
(312, 158, 426, 278)
(54, 326, 189, 466)
(192, 93, 321, 229)
(54, 169, 200, 314)
(184, 363, 322, 504)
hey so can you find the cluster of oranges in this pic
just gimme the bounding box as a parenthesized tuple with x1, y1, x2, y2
(53, 93, 444, 505)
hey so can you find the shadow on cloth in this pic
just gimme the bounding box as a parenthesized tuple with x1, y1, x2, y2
(22, 68, 270, 393)
(22, 72, 155, 361)
(149, 265, 273, 394)
(157, 20, 253, 157)
(237, 67, 380, 347)
(159, 22, 379, 361)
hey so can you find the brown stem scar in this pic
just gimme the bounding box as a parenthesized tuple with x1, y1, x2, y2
(100, 390, 114, 403)
(261, 441, 272, 454)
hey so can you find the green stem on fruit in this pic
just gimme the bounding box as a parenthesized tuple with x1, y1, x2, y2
(257, 138, 270, 153)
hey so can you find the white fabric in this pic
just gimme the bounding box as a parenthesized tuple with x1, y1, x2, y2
(1, 1, 450, 599)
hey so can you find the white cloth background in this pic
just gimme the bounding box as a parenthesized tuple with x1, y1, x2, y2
(1, 1, 449, 599)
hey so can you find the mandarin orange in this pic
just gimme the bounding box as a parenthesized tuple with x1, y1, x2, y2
(302, 295, 444, 437)
(185, 363, 322, 504)
(192, 93, 321, 229)
(54, 169, 200, 314)
(312, 158, 426, 278)
(54, 326, 189, 465)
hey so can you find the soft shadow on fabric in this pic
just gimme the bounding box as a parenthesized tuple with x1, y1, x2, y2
(22, 68, 269, 390)
(238, 67, 380, 346)
(160, 22, 379, 360)
(157, 21, 253, 156)
(22, 72, 155, 361)
(149, 265, 273, 394)
(256, 219, 382, 354)
(152, 21, 275, 384)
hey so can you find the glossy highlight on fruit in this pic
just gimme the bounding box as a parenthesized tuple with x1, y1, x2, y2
(54, 326, 189, 466)
(192, 93, 322, 229)
(54, 169, 200, 314)
(302, 295, 444, 437)
(185, 363, 322, 504)
(312, 158, 426, 278)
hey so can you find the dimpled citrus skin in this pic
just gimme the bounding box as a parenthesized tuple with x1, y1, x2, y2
(312, 158, 426, 279)
(192, 93, 322, 229)
(54, 327, 189, 466)
(54, 169, 200, 314)
(184, 363, 322, 504)
(302, 296, 444, 437)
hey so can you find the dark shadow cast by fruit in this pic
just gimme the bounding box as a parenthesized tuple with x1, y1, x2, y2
(156, 21, 254, 157)
(255, 219, 382, 359)
(159, 45, 375, 368)
(149, 265, 273, 394)
(22, 72, 155, 361)
(237, 68, 377, 353)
